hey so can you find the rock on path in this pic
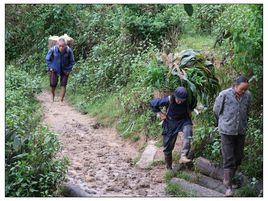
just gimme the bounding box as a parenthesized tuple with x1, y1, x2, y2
(136, 141, 157, 169)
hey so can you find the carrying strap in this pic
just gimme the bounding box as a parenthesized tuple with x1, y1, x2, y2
(166, 95, 171, 115)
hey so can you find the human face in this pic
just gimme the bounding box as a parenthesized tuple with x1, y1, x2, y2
(175, 98, 185, 104)
(234, 82, 249, 97)
(58, 40, 66, 53)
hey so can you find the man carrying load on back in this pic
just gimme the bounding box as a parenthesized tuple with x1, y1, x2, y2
(150, 86, 197, 170)
(45, 36, 75, 102)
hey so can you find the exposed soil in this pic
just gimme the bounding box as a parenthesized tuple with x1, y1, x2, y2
(36, 91, 167, 197)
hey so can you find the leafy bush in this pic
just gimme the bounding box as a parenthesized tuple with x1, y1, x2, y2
(5, 65, 68, 196)
(241, 115, 263, 179)
(192, 4, 225, 34)
(213, 4, 263, 109)
(123, 5, 187, 48)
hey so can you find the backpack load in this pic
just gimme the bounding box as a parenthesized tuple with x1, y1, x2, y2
(62, 34, 74, 47)
(48, 34, 74, 49)
(48, 36, 59, 49)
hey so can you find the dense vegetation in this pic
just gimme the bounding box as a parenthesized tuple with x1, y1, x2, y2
(5, 4, 263, 196)
(5, 65, 68, 196)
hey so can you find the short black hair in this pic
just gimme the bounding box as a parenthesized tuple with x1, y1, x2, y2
(234, 75, 248, 85)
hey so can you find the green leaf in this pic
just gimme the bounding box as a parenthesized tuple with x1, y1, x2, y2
(12, 153, 28, 160)
(184, 4, 193, 17)
(13, 135, 21, 151)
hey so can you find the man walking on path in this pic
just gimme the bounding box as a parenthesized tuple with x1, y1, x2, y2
(45, 36, 75, 102)
(213, 75, 251, 197)
(150, 86, 197, 170)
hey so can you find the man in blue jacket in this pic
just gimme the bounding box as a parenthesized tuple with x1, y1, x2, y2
(150, 86, 196, 170)
(45, 37, 75, 102)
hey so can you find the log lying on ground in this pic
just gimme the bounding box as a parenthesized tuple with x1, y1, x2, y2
(61, 184, 91, 197)
(170, 177, 224, 197)
(194, 157, 224, 181)
(194, 157, 263, 196)
(181, 170, 226, 194)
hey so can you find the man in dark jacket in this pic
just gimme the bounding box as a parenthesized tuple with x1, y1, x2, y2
(45, 37, 75, 102)
(150, 86, 197, 170)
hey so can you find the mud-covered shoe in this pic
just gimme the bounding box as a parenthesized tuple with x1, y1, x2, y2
(232, 184, 239, 189)
(232, 173, 243, 189)
(225, 188, 234, 197)
(179, 156, 192, 164)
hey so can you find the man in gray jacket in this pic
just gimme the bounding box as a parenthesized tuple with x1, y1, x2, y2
(213, 75, 251, 197)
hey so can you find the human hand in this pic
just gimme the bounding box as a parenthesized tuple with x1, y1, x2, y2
(48, 68, 53, 75)
(157, 112, 167, 120)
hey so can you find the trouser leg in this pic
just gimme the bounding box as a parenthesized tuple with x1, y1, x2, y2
(221, 134, 236, 170)
(181, 125, 193, 157)
(221, 134, 236, 196)
(163, 133, 178, 156)
(163, 132, 178, 170)
(234, 135, 245, 168)
(49, 71, 58, 102)
(231, 135, 245, 188)
(60, 73, 69, 102)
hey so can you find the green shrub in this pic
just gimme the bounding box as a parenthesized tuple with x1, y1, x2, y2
(5, 4, 79, 62)
(123, 5, 186, 48)
(213, 4, 263, 109)
(241, 115, 263, 179)
(192, 4, 225, 34)
(165, 182, 195, 197)
(5, 65, 68, 196)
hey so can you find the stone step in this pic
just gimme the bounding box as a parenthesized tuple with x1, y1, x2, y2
(170, 177, 224, 197)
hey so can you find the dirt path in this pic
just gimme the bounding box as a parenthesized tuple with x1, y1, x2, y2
(37, 91, 166, 197)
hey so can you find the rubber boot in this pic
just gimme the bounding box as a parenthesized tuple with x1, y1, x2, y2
(223, 169, 234, 197)
(165, 154, 172, 170)
(232, 167, 239, 189)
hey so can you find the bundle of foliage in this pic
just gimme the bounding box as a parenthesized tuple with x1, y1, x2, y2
(5, 65, 68, 196)
(159, 49, 220, 105)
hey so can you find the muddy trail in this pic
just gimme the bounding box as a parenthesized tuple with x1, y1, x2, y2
(37, 91, 167, 197)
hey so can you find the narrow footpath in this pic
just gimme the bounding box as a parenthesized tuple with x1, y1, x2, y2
(37, 91, 166, 197)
